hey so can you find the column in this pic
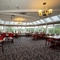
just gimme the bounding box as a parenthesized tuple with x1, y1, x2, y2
(53, 24, 54, 34)
(46, 24, 48, 34)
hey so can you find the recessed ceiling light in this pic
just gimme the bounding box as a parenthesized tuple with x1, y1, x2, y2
(17, 5, 19, 9)
(28, 13, 30, 14)
(6, 6, 9, 9)
(9, 0, 11, 2)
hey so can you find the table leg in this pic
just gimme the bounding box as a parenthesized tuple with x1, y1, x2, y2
(1, 42, 4, 53)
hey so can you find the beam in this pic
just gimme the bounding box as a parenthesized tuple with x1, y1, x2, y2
(1, 12, 40, 20)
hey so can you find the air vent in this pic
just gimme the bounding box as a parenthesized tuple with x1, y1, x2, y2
(20, 12, 26, 15)
(11, 15, 15, 19)
(11, 15, 15, 17)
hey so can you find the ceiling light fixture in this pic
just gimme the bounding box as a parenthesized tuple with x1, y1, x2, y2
(38, 2, 53, 17)
(17, 19, 22, 24)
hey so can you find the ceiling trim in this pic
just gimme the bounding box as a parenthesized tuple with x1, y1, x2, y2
(0, 9, 60, 13)
(0, 9, 38, 13)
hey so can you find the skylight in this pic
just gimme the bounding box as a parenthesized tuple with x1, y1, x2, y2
(1, 20, 4, 24)
(36, 21, 41, 24)
(14, 22, 18, 25)
(29, 22, 33, 25)
(44, 18, 52, 23)
(0, 14, 60, 26)
(58, 15, 60, 17)
(5, 21, 10, 24)
(22, 22, 26, 25)
(33, 22, 37, 25)
(40, 19, 45, 23)
(0, 20, 1, 24)
(26, 23, 30, 25)
(10, 21, 14, 24)
(58, 15, 60, 19)
(51, 16, 60, 21)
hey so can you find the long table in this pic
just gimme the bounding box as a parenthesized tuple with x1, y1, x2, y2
(46, 35, 60, 39)
(45, 35, 60, 48)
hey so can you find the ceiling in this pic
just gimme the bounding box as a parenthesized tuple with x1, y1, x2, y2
(0, 0, 60, 22)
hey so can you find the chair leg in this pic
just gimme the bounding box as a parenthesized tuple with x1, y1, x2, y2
(1, 43, 4, 53)
(45, 40, 47, 46)
(11, 39, 13, 43)
(48, 42, 50, 46)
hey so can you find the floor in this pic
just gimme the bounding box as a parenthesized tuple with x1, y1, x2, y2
(0, 36, 60, 60)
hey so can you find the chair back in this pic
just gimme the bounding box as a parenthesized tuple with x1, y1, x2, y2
(0, 36, 3, 40)
(8, 33, 13, 37)
(1, 33, 6, 38)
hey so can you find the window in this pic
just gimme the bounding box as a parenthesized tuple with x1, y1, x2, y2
(51, 16, 60, 21)
(42, 26, 46, 33)
(0, 26, 3, 32)
(5, 27, 13, 32)
(26, 27, 34, 32)
(21, 27, 26, 33)
(34, 26, 39, 32)
(39, 26, 43, 32)
(47, 25, 53, 34)
(18, 27, 22, 32)
(54, 24, 60, 34)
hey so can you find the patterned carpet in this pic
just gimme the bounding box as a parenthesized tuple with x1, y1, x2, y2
(0, 37, 60, 60)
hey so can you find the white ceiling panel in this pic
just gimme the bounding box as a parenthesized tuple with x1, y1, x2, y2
(0, 0, 60, 25)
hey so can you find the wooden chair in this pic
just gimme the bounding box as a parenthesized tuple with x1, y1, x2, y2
(8, 33, 14, 43)
(45, 37, 54, 46)
(1, 33, 6, 38)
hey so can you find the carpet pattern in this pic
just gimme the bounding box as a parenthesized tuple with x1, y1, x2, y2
(0, 37, 60, 60)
